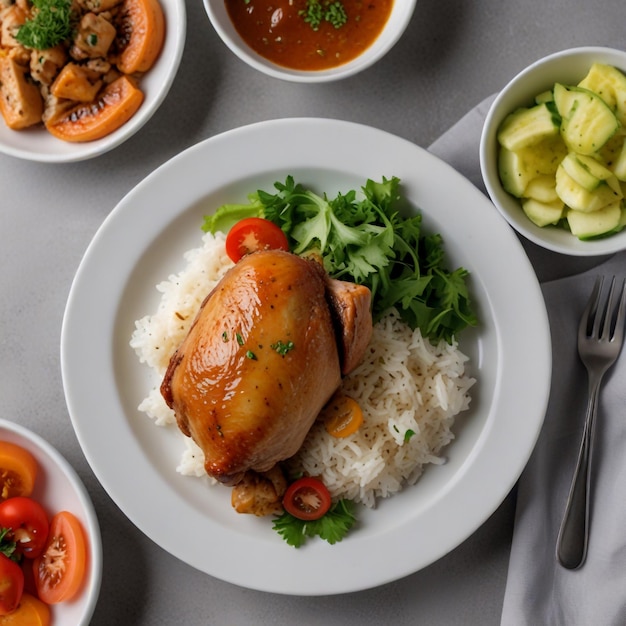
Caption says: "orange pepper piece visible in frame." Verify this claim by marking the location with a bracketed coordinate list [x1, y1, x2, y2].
[322, 394, 364, 438]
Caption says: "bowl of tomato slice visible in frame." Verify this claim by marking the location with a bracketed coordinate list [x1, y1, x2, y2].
[0, 419, 102, 626]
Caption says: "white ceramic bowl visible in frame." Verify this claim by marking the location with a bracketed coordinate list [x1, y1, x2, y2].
[480, 46, 626, 256]
[0, 0, 186, 163]
[0, 418, 102, 625]
[203, 0, 416, 83]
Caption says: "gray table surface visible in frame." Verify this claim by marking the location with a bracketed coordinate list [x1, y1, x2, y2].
[1, 2, 623, 624]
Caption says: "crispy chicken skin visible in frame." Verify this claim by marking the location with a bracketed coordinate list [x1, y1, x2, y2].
[161, 248, 372, 491]
[161, 250, 340, 485]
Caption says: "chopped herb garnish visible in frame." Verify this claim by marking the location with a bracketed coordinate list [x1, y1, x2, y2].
[404, 429, 416, 442]
[270, 340, 295, 356]
[221, 331, 228, 342]
[324, 2, 348, 29]
[272, 499, 356, 547]
[0, 528, 18, 562]
[87, 33, 98, 46]
[299, 0, 347, 31]
[16, 0, 74, 50]
[245, 350, 257, 360]
[204, 175, 477, 343]
[236, 333, 244, 346]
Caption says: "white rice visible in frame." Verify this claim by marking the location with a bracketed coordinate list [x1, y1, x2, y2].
[130, 232, 475, 506]
[287, 310, 474, 507]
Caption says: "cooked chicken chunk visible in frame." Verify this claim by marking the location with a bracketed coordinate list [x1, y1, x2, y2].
[0, 56, 43, 129]
[161, 249, 372, 486]
[30, 46, 68, 86]
[231, 467, 287, 516]
[77, 0, 122, 12]
[0, 4, 26, 49]
[70, 12, 116, 60]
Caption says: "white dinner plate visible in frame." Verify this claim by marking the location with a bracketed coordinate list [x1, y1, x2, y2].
[61, 118, 551, 595]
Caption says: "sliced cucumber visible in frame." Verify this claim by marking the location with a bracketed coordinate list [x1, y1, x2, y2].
[498, 137, 568, 198]
[498, 147, 534, 197]
[524, 174, 559, 202]
[600, 133, 626, 181]
[553, 83, 620, 154]
[567, 201, 622, 239]
[555, 163, 621, 212]
[497, 103, 560, 151]
[535, 90, 554, 105]
[560, 152, 615, 191]
[522, 197, 565, 227]
[525, 136, 568, 175]
[578, 63, 626, 124]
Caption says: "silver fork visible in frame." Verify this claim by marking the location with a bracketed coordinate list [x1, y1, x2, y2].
[556, 275, 626, 569]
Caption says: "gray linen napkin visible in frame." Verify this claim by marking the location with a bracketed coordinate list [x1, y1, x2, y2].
[429, 97, 626, 626]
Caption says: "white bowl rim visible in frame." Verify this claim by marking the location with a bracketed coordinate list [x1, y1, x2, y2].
[480, 45, 626, 256]
[0, 0, 187, 163]
[0, 418, 102, 625]
[203, 0, 417, 83]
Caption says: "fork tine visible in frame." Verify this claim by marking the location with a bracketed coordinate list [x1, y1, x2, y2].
[582, 276, 603, 338]
[585, 275, 626, 342]
[612, 277, 626, 344]
[599, 276, 617, 341]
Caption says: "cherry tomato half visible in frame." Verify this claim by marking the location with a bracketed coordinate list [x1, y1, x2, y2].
[0, 593, 50, 626]
[0, 442, 37, 501]
[283, 477, 332, 521]
[0, 497, 49, 560]
[33, 511, 87, 604]
[0, 554, 24, 616]
[225, 217, 289, 263]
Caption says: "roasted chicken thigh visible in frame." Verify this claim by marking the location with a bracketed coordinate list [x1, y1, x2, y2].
[161, 249, 372, 486]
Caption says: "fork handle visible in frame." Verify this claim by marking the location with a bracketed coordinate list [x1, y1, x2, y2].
[556, 374, 602, 569]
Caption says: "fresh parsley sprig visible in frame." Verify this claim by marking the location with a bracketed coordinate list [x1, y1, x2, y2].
[16, 0, 74, 50]
[203, 176, 478, 344]
[272, 499, 356, 548]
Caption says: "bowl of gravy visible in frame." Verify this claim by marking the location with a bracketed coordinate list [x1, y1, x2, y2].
[204, 0, 416, 82]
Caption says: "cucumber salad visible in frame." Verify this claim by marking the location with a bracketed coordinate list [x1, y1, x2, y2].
[497, 63, 626, 239]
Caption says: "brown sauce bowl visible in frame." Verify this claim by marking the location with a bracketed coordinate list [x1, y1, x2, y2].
[204, 0, 416, 83]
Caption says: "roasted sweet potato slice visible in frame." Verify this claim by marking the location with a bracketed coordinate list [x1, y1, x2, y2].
[45, 74, 143, 142]
[113, 0, 165, 74]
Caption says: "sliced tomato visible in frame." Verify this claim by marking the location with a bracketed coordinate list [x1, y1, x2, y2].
[322, 394, 364, 438]
[0, 442, 37, 501]
[0, 554, 24, 616]
[0, 497, 49, 559]
[33, 511, 86, 604]
[225, 217, 289, 263]
[0, 593, 50, 626]
[283, 477, 332, 521]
